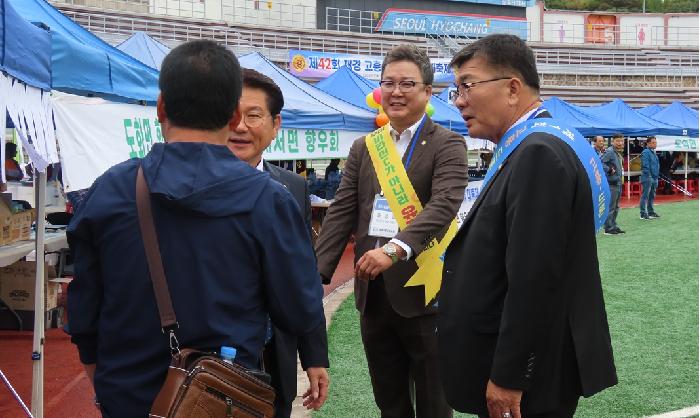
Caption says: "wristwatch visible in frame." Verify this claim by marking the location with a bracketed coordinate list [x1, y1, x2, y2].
[382, 243, 399, 264]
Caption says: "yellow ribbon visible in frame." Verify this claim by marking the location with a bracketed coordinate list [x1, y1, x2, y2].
[365, 126, 459, 305]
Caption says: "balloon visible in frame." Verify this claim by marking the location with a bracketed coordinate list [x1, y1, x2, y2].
[425, 102, 435, 117]
[373, 87, 382, 106]
[366, 92, 380, 109]
[378, 105, 385, 114]
[375, 112, 390, 127]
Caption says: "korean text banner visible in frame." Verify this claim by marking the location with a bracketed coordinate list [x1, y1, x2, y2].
[53, 93, 361, 191]
[264, 128, 358, 159]
[52, 93, 163, 192]
[289, 50, 452, 80]
[375, 9, 528, 39]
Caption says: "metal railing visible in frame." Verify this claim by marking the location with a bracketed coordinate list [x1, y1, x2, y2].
[56, 6, 699, 88]
[51, 0, 317, 28]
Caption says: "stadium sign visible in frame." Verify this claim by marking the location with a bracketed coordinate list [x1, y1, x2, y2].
[289, 50, 452, 80]
[375, 9, 528, 39]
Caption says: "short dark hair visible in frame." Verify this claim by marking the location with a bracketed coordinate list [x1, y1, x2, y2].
[381, 44, 434, 85]
[450, 34, 540, 92]
[159, 40, 242, 130]
[242, 69, 284, 117]
[613, 133, 624, 140]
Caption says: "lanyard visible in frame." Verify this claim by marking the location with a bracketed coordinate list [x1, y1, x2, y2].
[402, 116, 427, 169]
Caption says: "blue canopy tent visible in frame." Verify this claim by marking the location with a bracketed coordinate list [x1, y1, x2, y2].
[10, 0, 159, 103]
[316, 65, 377, 111]
[239, 53, 375, 132]
[438, 88, 452, 102]
[542, 97, 627, 136]
[638, 104, 664, 117]
[0, 1, 56, 415]
[649, 101, 699, 138]
[314, 65, 467, 135]
[582, 98, 681, 136]
[116, 32, 170, 71]
[434, 72, 455, 84]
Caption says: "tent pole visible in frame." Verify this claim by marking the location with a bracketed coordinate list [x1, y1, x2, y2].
[31, 171, 47, 418]
[685, 152, 688, 188]
[626, 137, 630, 199]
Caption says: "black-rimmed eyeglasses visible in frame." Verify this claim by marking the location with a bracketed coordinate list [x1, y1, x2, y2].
[379, 80, 429, 93]
[448, 77, 512, 102]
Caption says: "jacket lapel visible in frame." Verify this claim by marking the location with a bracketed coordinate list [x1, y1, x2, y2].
[458, 158, 509, 233]
[403, 117, 434, 176]
[263, 161, 282, 183]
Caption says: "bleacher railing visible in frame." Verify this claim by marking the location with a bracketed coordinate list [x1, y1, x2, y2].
[325, 7, 698, 48]
[52, 0, 317, 29]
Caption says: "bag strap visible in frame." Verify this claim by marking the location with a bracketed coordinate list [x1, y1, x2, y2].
[136, 166, 180, 342]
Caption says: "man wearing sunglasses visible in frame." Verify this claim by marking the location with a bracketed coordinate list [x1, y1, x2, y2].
[316, 44, 468, 418]
[439, 34, 617, 418]
[227, 68, 330, 417]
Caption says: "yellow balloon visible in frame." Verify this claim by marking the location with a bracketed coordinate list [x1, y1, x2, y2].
[378, 105, 385, 114]
[366, 92, 380, 109]
[425, 102, 435, 117]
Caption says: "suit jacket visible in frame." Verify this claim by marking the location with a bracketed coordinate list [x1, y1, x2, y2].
[438, 123, 618, 415]
[601, 146, 623, 185]
[315, 117, 468, 318]
[264, 162, 329, 413]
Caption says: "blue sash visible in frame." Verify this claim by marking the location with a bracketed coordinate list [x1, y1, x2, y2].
[482, 117, 610, 232]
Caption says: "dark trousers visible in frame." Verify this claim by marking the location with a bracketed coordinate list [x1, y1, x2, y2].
[604, 183, 621, 231]
[360, 278, 452, 418]
[263, 336, 294, 418]
[478, 397, 579, 418]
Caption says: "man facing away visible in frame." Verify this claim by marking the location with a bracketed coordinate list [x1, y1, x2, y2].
[601, 133, 626, 235]
[315, 44, 468, 418]
[227, 68, 329, 416]
[439, 34, 617, 418]
[67, 40, 325, 417]
[640, 136, 660, 219]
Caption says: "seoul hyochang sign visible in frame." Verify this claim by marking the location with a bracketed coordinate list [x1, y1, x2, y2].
[289, 50, 452, 80]
[375, 9, 528, 39]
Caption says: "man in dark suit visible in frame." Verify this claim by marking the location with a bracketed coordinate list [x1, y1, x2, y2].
[439, 34, 617, 418]
[315, 44, 468, 418]
[228, 68, 329, 417]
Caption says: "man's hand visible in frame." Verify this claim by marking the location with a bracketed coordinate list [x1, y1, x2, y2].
[486, 380, 522, 418]
[302, 367, 329, 410]
[355, 248, 393, 280]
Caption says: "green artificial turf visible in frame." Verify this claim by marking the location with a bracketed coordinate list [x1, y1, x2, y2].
[315, 201, 698, 418]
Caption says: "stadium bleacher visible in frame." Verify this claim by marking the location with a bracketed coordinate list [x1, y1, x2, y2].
[53, 1, 698, 109]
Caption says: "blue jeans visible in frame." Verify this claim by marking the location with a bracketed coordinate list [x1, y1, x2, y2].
[640, 178, 658, 215]
[604, 183, 621, 231]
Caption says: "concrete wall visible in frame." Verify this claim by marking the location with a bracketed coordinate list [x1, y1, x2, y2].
[542, 12, 585, 44]
[618, 15, 666, 46]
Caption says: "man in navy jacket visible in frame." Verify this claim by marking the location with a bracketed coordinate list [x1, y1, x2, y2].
[67, 40, 325, 417]
[601, 133, 625, 234]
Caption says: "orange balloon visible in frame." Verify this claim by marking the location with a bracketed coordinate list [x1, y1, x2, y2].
[375, 112, 390, 127]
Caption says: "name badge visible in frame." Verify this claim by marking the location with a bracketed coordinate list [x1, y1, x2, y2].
[368, 194, 399, 238]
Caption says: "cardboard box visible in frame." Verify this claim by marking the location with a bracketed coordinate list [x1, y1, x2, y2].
[0, 192, 34, 246]
[0, 261, 58, 311]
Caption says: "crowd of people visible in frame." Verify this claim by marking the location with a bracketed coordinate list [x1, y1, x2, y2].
[67, 35, 620, 418]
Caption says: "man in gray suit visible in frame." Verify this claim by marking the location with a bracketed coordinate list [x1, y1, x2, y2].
[227, 68, 329, 417]
[601, 133, 625, 235]
[315, 44, 468, 418]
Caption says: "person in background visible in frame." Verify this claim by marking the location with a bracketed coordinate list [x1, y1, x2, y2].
[4, 142, 23, 181]
[640, 136, 660, 220]
[594, 135, 607, 157]
[67, 40, 325, 417]
[601, 134, 625, 235]
[227, 68, 329, 416]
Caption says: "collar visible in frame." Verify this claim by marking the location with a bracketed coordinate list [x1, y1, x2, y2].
[506, 106, 545, 134]
[389, 114, 426, 140]
[256, 158, 264, 172]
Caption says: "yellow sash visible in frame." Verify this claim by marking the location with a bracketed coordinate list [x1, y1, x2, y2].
[365, 125, 459, 305]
